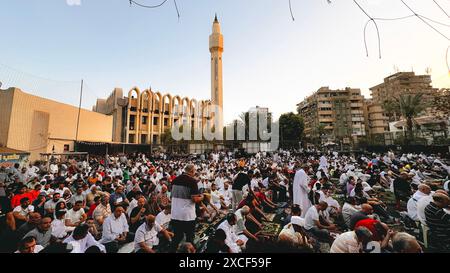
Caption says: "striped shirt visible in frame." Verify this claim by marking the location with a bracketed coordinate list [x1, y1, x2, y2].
[424, 202, 450, 241]
[171, 174, 199, 221]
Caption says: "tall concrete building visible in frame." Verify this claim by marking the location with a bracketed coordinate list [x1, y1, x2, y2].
[368, 72, 439, 135]
[297, 87, 366, 144]
[209, 14, 224, 132]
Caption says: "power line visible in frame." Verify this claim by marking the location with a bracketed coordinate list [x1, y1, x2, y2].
[353, 0, 382, 58]
[129, 0, 180, 20]
[432, 0, 450, 18]
[129, 0, 168, 9]
[400, 0, 450, 41]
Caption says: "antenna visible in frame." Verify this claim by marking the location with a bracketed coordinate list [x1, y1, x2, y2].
[425, 67, 432, 75]
[393, 65, 399, 73]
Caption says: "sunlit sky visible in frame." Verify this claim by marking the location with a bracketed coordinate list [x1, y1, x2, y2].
[0, 0, 449, 124]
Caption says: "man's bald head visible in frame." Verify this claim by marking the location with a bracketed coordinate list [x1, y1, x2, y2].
[361, 204, 374, 215]
[432, 193, 450, 208]
[435, 190, 449, 196]
[418, 184, 431, 195]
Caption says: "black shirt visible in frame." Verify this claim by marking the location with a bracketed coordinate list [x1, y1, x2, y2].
[130, 205, 150, 232]
[349, 211, 369, 230]
[205, 239, 230, 253]
[232, 173, 250, 191]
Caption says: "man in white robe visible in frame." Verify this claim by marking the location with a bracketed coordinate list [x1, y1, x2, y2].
[293, 165, 311, 217]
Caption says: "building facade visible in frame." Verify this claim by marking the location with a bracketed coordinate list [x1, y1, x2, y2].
[0, 87, 113, 161]
[297, 87, 366, 144]
[94, 16, 224, 145]
[93, 87, 212, 145]
[368, 72, 439, 134]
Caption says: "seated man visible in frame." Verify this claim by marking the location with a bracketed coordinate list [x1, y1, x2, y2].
[134, 213, 173, 253]
[393, 172, 412, 210]
[234, 206, 259, 242]
[64, 224, 106, 253]
[330, 226, 373, 253]
[253, 187, 277, 212]
[205, 229, 232, 253]
[15, 236, 44, 253]
[155, 205, 171, 230]
[392, 232, 422, 253]
[354, 218, 393, 252]
[109, 186, 129, 211]
[100, 206, 133, 253]
[424, 192, 450, 251]
[279, 215, 308, 247]
[407, 184, 431, 222]
[93, 196, 112, 231]
[23, 217, 55, 248]
[65, 201, 87, 228]
[16, 212, 41, 239]
[349, 204, 373, 230]
[218, 213, 247, 253]
[13, 197, 34, 229]
[304, 201, 336, 244]
[51, 210, 71, 239]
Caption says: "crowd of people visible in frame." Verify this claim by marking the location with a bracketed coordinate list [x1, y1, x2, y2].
[0, 148, 449, 253]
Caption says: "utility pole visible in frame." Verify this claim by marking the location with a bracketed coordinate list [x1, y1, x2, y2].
[75, 79, 84, 146]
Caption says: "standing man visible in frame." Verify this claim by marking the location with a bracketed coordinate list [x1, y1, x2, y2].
[231, 169, 252, 211]
[293, 164, 311, 217]
[169, 164, 203, 252]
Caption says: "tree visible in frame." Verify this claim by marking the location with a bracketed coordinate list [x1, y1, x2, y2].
[238, 109, 272, 141]
[391, 93, 427, 143]
[279, 112, 304, 148]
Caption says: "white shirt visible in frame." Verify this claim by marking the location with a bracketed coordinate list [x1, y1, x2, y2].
[64, 233, 106, 253]
[54, 187, 71, 196]
[15, 245, 44, 253]
[417, 195, 433, 225]
[13, 205, 34, 217]
[304, 206, 320, 230]
[330, 231, 361, 253]
[127, 198, 139, 217]
[218, 221, 240, 253]
[155, 211, 171, 229]
[65, 208, 85, 225]
[134, 222, 163, 252]
[51, 218, 68, 239]
[100, 214, 129, 243]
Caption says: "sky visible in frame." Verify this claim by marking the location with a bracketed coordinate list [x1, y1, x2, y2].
[0, 0, 449, 124]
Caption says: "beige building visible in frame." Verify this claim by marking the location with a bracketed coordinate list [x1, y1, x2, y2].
[94, 16, 224, 145]
[367, 72, 439, 135]
[364, 99, 389, 136]
[93, 87, 212, 144]
[297, 87, 366, 144]
[0, 87, 113, 161]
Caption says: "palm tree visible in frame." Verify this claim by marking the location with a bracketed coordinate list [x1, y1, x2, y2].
[393, 94, 427, 143]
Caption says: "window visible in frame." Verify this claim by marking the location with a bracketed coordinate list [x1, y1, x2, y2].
[164, 118, 168, 126]
[130, 116, 135, 130]
[153, 117, 159, 126]
[141, 134, 147, 144]
[142, 116, 147, 125]
[64, 145, 70, 152]
[153, 135, 158, 144]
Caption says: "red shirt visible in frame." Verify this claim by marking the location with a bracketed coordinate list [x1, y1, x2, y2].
[354, 218, 382, 241]
[87, 203, 98, 218]
[28, 190, 41, 202]
[11, 193, 32, 208]
[255, 192, 267, 203]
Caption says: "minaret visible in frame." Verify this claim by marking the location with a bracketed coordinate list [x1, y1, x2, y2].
[209, 14, 224, 133]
